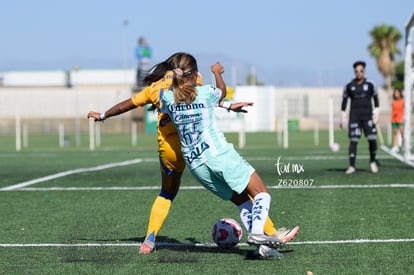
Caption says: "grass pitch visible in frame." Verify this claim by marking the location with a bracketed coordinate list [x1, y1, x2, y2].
[0, 131, 413, 274]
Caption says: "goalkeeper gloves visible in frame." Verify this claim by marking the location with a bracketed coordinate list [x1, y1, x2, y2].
[373, 108, 380, 124]
[340, 111, 347, 129]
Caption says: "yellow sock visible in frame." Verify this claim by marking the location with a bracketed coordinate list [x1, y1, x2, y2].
[145, 196, 172, 241]
[249, 194, 277, 235]
[263, 216, 277, 236]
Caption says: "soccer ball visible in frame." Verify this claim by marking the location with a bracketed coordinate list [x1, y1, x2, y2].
[211, 218, 243, 248]
[330, 142, 340, 152]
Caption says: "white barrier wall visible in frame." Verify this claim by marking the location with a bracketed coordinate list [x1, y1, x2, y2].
[1, 71, 68, 87]
[213, 86, 276, 132]
[0, 85, 390, 131]
[0, 69, 136, 87]
[71, 69, 135, 86]
[0, 88, 131, 118]
[215, 86, 390, 132]
[234, 86, 276, 131]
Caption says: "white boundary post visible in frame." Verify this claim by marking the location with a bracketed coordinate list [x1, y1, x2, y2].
[95, 123, 101, 147]
[314, 121, 319, 146]
[15, 110, 21, 152]
[387, 123, 392, 146]
[277, 119, 283, 146]
[238, 115, 246, 149]
[22, 123, 29, 148]
[75, 89, 81, 147]
[131, 121, 137, 146]
[89, 118, 95, 151]
[328, 97, 334, 147]
[283, 99, 288, 149]
[59, 122, 65, 148]
[403, 12, 414, 161]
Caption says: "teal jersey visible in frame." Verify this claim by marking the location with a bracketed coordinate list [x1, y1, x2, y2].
[161, 85, 230, 170]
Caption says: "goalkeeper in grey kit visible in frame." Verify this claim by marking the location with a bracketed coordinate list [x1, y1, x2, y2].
[340, 60, 379, 174]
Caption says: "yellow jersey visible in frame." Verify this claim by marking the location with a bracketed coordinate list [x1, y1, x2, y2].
[130, 71, 203, 146]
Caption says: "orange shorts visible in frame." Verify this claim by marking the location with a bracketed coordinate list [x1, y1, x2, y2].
[158, 133, 185, 174]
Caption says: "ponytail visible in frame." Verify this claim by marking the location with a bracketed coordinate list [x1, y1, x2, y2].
[171, 53, 198, 105]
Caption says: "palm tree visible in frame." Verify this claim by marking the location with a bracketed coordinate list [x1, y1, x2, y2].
[368, 24, 402, 95]
[391, 60, 405, 91]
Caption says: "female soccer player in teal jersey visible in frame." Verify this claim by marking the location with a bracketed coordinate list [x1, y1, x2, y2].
[160, 53, 299, 259]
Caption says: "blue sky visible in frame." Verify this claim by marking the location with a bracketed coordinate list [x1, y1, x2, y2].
[1, 0, 412, 86]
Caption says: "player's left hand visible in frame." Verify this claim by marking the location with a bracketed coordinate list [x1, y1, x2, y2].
[87, 111, 102, 121]
[340, 111, 347, 129]
[229, 102, 253, 113]
[211, 62, 224, 75]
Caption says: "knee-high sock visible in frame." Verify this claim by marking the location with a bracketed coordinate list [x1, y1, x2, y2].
[349, 141, 358, 167]
[145, 195, 172, 242]
[250, 192, 271, 235]
[248, 194, 276, 235]
[238, 200, 252, 233]
[368, 140, 377, 162]
[264, 215, 276, 236]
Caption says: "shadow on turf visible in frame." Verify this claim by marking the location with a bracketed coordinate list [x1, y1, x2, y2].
[327, 168, 374, 173]
[327, 159, 385, 173]
[78, 235, 294, 260]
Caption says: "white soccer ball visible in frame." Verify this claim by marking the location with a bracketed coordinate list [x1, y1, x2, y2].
[330, 142, 340, 152]
[211, 218, 243, 248]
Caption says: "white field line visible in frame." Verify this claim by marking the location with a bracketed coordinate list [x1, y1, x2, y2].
[3, 183, 413, 192]
[247, 155, 395, 161]
[0, 158, 145, 191]
[1, 153, 412, 192]
[380, 144, 414, 168]
[1, 238, 414, 248]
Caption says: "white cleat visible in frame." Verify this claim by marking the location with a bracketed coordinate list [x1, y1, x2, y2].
[345, 166, 356, 174]
[272, 226, 300, 243]
[370, 162, 379, 173]
[247, 234, 286, 250]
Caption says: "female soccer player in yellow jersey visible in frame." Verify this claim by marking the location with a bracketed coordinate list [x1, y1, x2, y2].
[87, 52, 299, 254]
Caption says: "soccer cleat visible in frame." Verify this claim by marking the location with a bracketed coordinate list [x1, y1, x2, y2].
[370, 161, 379, 173]
[255, 245, 283, 259]
[391, 146, 399, 153]
[247, 234, 285, 249]
[139, 239, 155, 254]
[345, 166, 356, 174]
[272, 226, 300, 243]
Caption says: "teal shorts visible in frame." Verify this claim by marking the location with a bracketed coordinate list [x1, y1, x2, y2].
[190, 145, 255, 200]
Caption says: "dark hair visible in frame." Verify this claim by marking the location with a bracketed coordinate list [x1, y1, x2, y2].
[393, 88, 403, 100]
[142, 52, 188, 86]
[353, 61, 366, 69]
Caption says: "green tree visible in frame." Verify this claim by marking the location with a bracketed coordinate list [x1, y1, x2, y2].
[391, 60, 404, 91]
[391, 54, 414, 91]
[368, 24, 402, 95]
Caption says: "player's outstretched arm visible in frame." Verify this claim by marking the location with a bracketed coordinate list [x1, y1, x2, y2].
[87, 98, 136, 121]
[219, 101, 254, 113]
